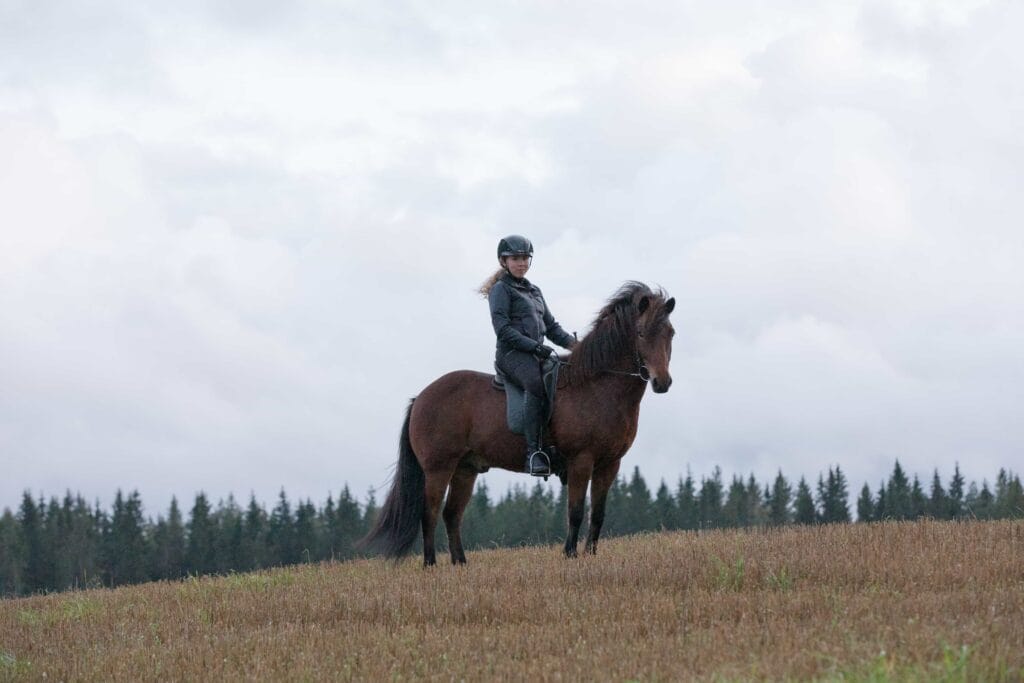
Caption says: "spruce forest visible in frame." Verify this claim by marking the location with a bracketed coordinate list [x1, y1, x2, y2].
[2, 460, 1021, 597]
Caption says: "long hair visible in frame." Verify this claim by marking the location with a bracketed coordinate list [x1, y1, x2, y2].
[477, 268, 505, 297]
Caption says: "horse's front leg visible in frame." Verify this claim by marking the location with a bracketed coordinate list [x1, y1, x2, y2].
[443, 467, 477, 565]
[563, 453, 594, 558]
[584, 458, 621, 555]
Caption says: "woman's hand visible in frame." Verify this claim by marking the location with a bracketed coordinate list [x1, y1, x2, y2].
[533, 344, 555, 360]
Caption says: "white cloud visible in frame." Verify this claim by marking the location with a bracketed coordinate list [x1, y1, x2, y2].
[2, 0, 1023, 513]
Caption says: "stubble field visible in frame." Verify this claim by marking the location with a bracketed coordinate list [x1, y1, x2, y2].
[1, 520, 1022, 681]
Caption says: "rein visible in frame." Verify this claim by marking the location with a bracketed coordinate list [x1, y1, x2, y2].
[556, 349, 650, 383]
[599, 350, 650, 382]
[558, 303, 658, 384]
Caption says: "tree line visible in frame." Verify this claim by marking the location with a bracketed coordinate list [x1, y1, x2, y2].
[1, 461, 1021, 597]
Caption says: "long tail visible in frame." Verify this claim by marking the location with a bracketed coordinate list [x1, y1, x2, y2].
[357, 399, 424, 558]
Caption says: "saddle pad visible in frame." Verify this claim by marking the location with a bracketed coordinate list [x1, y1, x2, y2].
[501, 357, 560, 435]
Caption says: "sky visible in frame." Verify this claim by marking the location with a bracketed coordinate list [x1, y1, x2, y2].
[2, 0, 1022, 514]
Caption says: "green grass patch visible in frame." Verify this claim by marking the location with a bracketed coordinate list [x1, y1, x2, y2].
[816, 644, 1017, 683]
[0, 650, 31, 677]
[712, 556, 746, 591]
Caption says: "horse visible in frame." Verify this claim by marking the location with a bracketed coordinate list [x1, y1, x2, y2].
[359, 281, 676, 565]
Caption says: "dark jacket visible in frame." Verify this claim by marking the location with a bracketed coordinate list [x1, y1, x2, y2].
[489, 273, 575, 358]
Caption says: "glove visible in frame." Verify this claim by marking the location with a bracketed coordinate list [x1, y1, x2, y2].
[533, 343, 555, 360]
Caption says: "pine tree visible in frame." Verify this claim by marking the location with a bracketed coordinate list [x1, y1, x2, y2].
[50, 493, 74, 589]
[294, 499, 319, 563]
[856, 483, 873, 522]
[18, 493, 52, 593]
[819, 467, 850, 524]
[653, 480, 676, 530]
[676, 473, 698, 531]
[151, 497, 186, 580]
[92, 502, 110, 585]
[793, 478, 816, 525]
[746, 474, 765, 526]
[697, 467, 724, 529]
[267, 490, 296, 565]
[334, 486, 364, 559]
[999, 472, 1024, 519]
[0, 508, 23, 596]
[58, 493, 100, 590]
[362, 488, 379, 541]
[186, 492, 217, 575]
[493, 484, 533, 545]
[527, 482, 557, 545]
[874, 482, 888, 521]
[887, 461, 912, 520]
[241, 494, 268, 570]
[815, 473, 828, 524]
[552, 484, 568, 541]
[603, 476, 628, 537]
[41, 496, 71, 591]
[105, 490, 148, 586]
[215, 496, 245, 572]
[928, 470, 948, 520]
[974, 481, 995, 519]
[909, 476, 927, 520]
[623, 466, 653, 534]
[767, 471, 792, 526]
[948, 464, 965, 519]
[722, 475, 748, 528]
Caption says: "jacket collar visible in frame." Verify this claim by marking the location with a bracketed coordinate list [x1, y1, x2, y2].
[501, 272, 533, 289]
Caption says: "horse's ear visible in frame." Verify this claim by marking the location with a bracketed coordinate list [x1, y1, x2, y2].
[637, 296, 650, 314]
[665, 297, 675, 314]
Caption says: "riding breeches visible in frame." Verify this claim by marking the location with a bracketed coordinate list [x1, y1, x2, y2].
[497, 350, 545, 397]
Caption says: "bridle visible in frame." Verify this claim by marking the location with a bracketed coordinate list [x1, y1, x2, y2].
[601, 347, 651, 382]
[552, 319, 655, 384]
[562, 327, 651, 383]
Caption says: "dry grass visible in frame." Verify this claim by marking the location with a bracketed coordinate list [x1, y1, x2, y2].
[1, 520, 1022, 682]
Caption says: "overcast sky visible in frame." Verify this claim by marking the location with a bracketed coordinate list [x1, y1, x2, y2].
[2, 0, 1022, 514]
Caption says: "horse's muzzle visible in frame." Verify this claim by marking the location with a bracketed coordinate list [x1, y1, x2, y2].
[652, 375, 672, 393]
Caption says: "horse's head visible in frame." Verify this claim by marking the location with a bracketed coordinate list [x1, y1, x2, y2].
[636, 291, 676, 393]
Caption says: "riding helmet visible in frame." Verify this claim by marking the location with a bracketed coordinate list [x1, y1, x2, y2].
[497, 235, 534, 261]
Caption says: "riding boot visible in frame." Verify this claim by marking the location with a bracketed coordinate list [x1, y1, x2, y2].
[522, 393, 551, 476]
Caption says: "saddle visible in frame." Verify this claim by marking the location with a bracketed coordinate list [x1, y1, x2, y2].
[491, 356, 560, 435]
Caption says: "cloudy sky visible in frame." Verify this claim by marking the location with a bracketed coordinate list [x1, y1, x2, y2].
[2, 0, 1022, 514]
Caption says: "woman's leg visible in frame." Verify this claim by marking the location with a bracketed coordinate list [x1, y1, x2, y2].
[497, 350, 549, 474]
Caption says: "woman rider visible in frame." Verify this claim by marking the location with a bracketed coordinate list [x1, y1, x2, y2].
[480, 235, 577, 476]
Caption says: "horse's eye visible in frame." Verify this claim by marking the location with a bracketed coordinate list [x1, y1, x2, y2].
[638, 330, 645, 339]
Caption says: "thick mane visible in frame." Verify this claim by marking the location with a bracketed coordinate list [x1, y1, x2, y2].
[565, 281, 667, 385]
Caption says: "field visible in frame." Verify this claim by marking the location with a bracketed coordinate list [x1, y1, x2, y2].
[1, 520, 1022, 681]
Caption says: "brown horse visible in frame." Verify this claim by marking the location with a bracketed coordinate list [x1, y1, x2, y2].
[360, 281, 676, 565]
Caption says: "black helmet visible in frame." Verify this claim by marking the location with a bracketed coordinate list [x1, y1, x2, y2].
[497, 235, 534, 261]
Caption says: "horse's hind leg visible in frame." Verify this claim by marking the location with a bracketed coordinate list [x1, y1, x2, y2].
[422, 464, 456, 567]
[443, 466, 477, 565]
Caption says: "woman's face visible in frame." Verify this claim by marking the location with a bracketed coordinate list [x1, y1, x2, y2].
[504, 254, 531, 278]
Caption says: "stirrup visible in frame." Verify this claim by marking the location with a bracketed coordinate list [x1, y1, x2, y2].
[527, 450, 551, 479]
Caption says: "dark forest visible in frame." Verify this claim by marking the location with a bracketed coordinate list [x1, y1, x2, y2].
[2, 460, 1021, 597]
